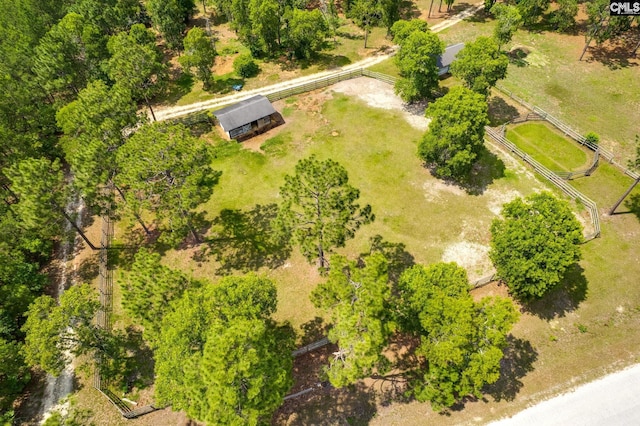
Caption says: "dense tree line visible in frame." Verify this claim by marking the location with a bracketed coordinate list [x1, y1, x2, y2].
[207, 0, 333, 58]
[311, 250, 520, 410]
[0, 0, 217, 419]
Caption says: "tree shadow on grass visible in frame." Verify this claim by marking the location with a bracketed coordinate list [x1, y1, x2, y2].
[625, 193, 640, 221]
[299, 53, 352, 71]
[464, 7, 491, 23]
[507, 47, 530, 67]
[196, 203, 290, 274]
[362, 235, 415, 284]
[75, 252, 99, 282]
[522, 263, 588, 320]
[460, 147, 506, 196]
[336, 30, 364, 41]
[484, 336, 538, 402]
[120, 327, 155, 393]
[522, 13, 557, 34]
[400, 0, 420, 19]
[299, 317, 330, 346]
[210, 75, 245, 94]
[586, 37, 640, 70]
[161, 71, 193, 104]
[488, 96, 520, 126]
[275, 382, 378, 426]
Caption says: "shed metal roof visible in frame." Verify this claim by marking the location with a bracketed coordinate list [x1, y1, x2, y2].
[214, 95, 276, 131]
[437, 43, 465, 71]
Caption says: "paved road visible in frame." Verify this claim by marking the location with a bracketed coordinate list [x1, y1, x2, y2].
[488, 364, 640, 426]
[153, 2, 484, 121]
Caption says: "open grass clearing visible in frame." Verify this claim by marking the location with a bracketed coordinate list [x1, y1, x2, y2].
[437, 8, 640, 163]
[156, 86, 548, 331]
[506, 121, 591, 172]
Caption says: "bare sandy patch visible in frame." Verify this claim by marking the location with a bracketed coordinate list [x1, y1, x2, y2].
[442, 241, 493, 282]
[421, 179, 465, 202]
[485, 187, 523, 216]
[331, 77, 430, 130]
[214, 54, 236, 75]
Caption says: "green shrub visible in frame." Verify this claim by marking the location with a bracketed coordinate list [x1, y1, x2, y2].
[585, 132, 599, 146]
[233, 54, 260, 78]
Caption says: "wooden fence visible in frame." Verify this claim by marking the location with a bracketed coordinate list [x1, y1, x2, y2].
[485, 127, 600, 240]
[265, 69, 364, 102]
[495, 84, 639, 181]
[471, 273, 498, 289]
[555, 150, 600, 180]
[292, 337, 331, 357]
[94, 214, 161, 419]
[265, 68, 398, 102]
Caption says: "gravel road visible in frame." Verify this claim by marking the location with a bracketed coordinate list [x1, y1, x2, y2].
[153, 2, 484, 122]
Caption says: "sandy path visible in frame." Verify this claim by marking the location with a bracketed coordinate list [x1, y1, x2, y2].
[153, 2, 484, 122]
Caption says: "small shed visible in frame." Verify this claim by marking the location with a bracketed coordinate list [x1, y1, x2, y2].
[437, 43, 465, 76]
[214, 95, 279, 140]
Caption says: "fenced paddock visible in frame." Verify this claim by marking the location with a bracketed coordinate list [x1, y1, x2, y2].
[485, 127, 600, 241]
[495, 84, 639, 181]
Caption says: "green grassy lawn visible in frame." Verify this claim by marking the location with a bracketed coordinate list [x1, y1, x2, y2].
[437, 10, 640, 163]
[157, 91, 546, 331]
[506, 122, 590, 171]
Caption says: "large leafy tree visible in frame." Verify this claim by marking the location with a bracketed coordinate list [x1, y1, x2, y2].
[349, 0, 382, 48]
[551, 0, 578, 32]
[121, 249, 195, 346]
[580, 0, 633, 60]
[288, 9, 329, 59]
[0, 249, 46, 338]
[490, 192, 583, 300]
[311, 253, 393, 387]
[249, 0, 282, 53]
[106, 24, 168, 120]
[6, 158, 96, 248]
[393, 25, 444, 103]
[56, 80, 140, 214]
[418, 86, 489, 180]
[398, 263, 519, 410]
[154, 275, 293, 424]
[33, 12, 108, 102]
[274, 155, 374, 269]
[379, 0, 401, 35]
[179, 27, 217, 90]
[449, 36, 509, 97]
[390, 19, 428, 44]
[115, 123, 220, 246]
[516, 0, 550, 26]
[198, 319, 293, 424]
[147, 0, 195, 50]
[70, 0, 145, 34]
[22, 285, 116, 376]
[0, 338, 30, 415]
[490, 3, 522, 51]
